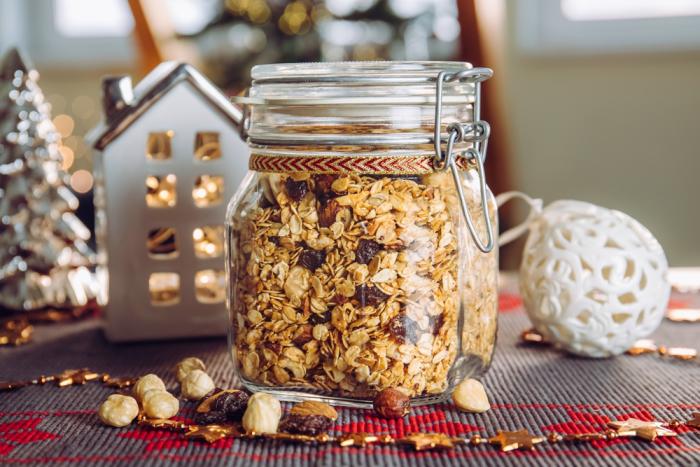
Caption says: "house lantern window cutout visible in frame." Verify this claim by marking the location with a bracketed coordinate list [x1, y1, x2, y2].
[194, 269, 225, 304]
[193, 225, 223, 259]
[147, 131, 173, 160]
[149, 272, 180, 306]
[194, 132, 221, 161]
[87, 62, 250, 341]
[147, 227, 178, 259]
[193, 175, 223, 207]
[146, 174, 177, 208]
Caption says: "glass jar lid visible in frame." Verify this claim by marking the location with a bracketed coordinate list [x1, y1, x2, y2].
[232, 61, 495, 253]
[233, 61, 492, 147]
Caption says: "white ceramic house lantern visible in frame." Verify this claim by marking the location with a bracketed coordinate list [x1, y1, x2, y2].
[87, 62, 248, 341]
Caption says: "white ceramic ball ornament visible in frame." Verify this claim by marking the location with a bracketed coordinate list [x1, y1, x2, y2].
[510, 198, 670, 358]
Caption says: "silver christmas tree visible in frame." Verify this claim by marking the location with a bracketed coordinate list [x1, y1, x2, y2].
[0, 48, 97, 313]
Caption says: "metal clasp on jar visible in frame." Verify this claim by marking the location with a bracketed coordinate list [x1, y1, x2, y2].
[432, 68, 495, 253]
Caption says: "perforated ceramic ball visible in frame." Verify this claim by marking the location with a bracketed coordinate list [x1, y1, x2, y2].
[519, 200, 670, 358]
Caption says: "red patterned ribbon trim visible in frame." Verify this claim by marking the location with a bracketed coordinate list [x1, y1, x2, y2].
[250, 153, 472, 174]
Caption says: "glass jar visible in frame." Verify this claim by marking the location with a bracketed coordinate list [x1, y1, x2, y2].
[226, 62, 498, 407]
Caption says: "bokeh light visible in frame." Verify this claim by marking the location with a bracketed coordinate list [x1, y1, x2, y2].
[58, 145, 75, 170]
[53, 114, 75, 138]
[70, 169, 94, 193]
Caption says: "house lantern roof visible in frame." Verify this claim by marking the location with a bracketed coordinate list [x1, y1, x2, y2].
[87, 62, 244, 150]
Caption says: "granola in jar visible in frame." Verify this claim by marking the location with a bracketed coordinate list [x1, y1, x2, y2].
[226, 61, 498, 406]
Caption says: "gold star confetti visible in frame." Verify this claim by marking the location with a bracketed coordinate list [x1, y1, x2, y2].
[401, 433, 455, 451]
[626, 339, 658, 355]
[488, 430, 546, 452]
[666, 308, 700, 322]
[658, 346, 697, 360]
[520, 329, 547, 345]
[139, 417, 189, 431]
[608, 418, 677, 442]
[185, 424, 239, 443]
[56, 369, 101, 387]
[0, 318, 33, 346]
[337, 433, 381, 447]
[104, 376, 138, 389]
[0, 380, 30, 391]
[687, 413, 700, 430]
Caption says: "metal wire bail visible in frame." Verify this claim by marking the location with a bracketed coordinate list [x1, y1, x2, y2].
[433, 68, 495, 253]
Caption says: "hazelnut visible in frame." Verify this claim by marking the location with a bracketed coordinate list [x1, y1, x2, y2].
[242, 393, 281, 434]
[142, 390, 179, 419]
[98, 394, 139, 427]
[175, 357, 206, 382]
[452, 378, 490, 413]
[180, 369, 216, 401]
[373, 388, 410, 419]
[133, 374, 166, 402]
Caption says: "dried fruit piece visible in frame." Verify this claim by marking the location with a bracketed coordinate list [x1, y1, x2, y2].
[285, 177, 308, 201]
[292, 324, 313, 346]
[373, 388, 410, 419]
[299, 248, 326, 271]
[387, 313, 420, 344]
[289, 401, 338, 420]
[355, 239, 383, 264]
[355, 284, 389, 307]
[280, 414, 334, 435]
[212, 390, 250, 420]
[313, 174, 337, 200]
[430, 313, 445, 336]
[317, 198, 340, 228]
[310, 310, 331, 324]
[193, 410, 228, 425]
[452, 378, 490, 413]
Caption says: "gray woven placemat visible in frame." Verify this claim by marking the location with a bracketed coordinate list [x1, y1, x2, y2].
[1, 289, 699, 466]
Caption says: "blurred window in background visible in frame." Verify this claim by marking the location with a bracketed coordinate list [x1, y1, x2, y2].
[561, 0, 700, 21]
[0, 0, 135, 68]
[517, 0, 700, 55]
[54, 0, 133, 37]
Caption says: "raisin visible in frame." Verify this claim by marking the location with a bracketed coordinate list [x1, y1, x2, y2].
[317, 198, 340, 227]
[265, 341, 282, 354]
[212, 390, 249, 421]
[355, 239, 383, 265]
[354, 284, 389, 307]
[280, 414, 334, 435]
[268, 236, 280, 246]
[259, 195, 275, 208]
[387, 315, 406, 343]
[430, 313, 445, 336]
[285, 177, 308, 202]
[193, 410, 228, 425]
[387, 314, 420, 344]
[299, 248, 326, 271]
[313, 174, 337, 201]
[293, 324, 313, 346]
[333, 294, 350, 305]
[310, 310, 331, 324]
